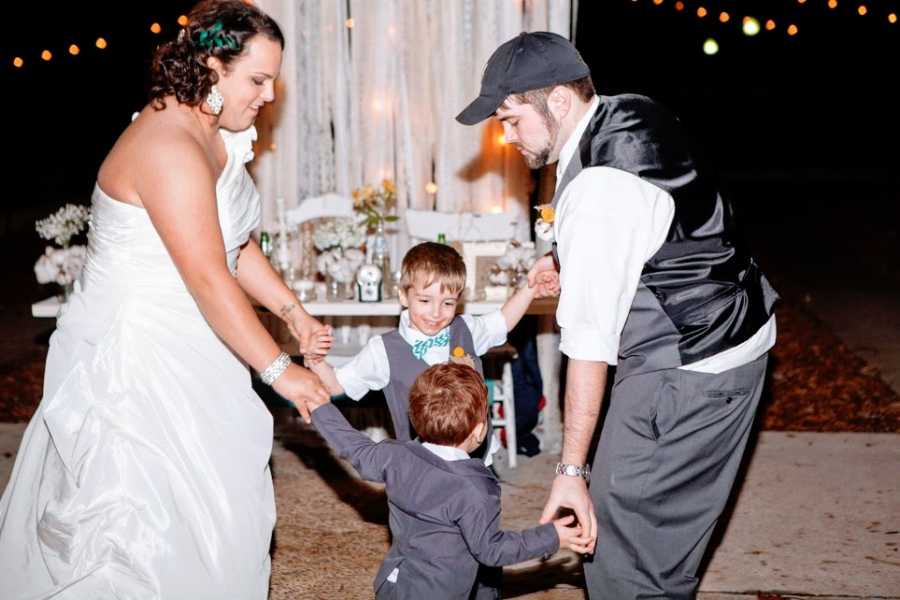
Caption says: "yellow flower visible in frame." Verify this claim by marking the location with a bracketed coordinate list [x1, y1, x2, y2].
[452, 346, 466, 358]
[382, 179, 395, 195]
[535, 204, 555, 223]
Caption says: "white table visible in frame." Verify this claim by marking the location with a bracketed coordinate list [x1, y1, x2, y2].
[32, 295, 563, 452]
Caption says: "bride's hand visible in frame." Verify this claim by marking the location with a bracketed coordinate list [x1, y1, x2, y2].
[287, 312, 330, 355]
[272, 363, 330, 423]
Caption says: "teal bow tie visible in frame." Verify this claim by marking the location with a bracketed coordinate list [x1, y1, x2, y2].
[412, 330, 450, 360]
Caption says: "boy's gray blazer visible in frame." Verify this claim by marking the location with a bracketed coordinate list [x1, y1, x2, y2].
[311, 404, 559, 599]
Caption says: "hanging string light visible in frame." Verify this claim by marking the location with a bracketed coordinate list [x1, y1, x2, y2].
[95, 37, 107, 49]
[68, 44, 80, 56]
[627, 0, 897, 44]
[743, 17, 761, 36]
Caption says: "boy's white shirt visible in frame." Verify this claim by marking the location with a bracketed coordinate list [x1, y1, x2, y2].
[335, 309, 508, 400]
[335, 308, 508, 466]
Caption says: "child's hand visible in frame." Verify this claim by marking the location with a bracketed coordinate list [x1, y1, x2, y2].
[533, 271, 561, 298]
[553, 514, 593, 555]
[305, 325, 334, 357]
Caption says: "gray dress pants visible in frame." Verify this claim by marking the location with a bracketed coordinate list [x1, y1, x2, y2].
[584, 354, 768, 599]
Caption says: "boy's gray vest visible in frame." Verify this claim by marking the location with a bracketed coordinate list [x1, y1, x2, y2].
[382, 316, 493, 459]
[553, 94, 778, 381]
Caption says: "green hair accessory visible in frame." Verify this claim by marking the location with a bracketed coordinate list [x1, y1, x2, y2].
[196, 21, 238, 51]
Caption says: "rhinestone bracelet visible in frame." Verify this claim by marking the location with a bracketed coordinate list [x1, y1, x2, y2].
[260, 352, 291, 385]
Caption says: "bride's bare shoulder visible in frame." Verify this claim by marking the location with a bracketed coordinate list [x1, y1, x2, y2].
[98, 106, 211, 205]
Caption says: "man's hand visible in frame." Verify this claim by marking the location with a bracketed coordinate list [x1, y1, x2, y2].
[527, 253, 557, 288]
[532, 271, 560, 298]
[552, 514, 593, 555]
[540, 474, 597, 554]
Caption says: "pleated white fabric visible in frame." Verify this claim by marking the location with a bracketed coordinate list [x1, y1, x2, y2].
[0, 126, 276, 600]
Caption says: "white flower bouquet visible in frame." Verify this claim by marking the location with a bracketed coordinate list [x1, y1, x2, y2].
[313, 217, 366, 283]
[35, 203, 90, 247]
[489, 241, 536, 288]
[34, 245, 88, 287]
[34, 203, 91, 296]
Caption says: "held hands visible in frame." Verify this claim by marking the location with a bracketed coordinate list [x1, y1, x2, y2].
[531, 271, 561, 298]
[552, 514, 594, 555]
[540, 475, 598, 555]
[527, 254, 560, 298]
[288, 313, 333, 357]
[272, 363, 330, 423]
[302, 325, 333, 367]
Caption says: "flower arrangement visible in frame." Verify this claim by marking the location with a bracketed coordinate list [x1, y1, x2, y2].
[313, 218, 366, 283]
[36, 203, 90, 247]
[34, 203, 91, 295]
[488, 241, 537, 288]
[352, 179, 399, 231]
[533, 204, 555, 242]
[34, 246, 88, 288]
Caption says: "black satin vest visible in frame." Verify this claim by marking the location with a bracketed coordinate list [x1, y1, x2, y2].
[553, 94, 778, 379]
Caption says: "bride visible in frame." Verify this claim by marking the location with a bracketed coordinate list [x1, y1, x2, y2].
[0, 1, 330, 598]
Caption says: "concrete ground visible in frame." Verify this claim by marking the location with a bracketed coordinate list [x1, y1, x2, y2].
[2, 422, 897, 598]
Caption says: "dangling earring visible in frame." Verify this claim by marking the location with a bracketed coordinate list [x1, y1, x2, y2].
[206, 85, 224, 115]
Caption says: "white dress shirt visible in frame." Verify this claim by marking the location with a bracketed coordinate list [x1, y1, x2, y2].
[554, 96, 775, 373]
[335, 309, 508, 400]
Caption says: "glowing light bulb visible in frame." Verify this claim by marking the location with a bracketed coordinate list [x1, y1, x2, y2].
[765, 19, 776, 31]
[742, 17, 760, 36]
[719, 11, 730, 23]
[345, 18, 354, 29]
[787, 24, 799, 36]
[68, 44, 80, 56]
[702, 38, 719, 55]
[425, 182, 438, 195]
[697, 7, 708, 18]
[96, 38, 108, 49]
[41, 50, 52, 61]
[177, 15, 189, 27]
[13, 57, 23, 68]
[497, 134, 507, 145]
[857, 5, 867, 16]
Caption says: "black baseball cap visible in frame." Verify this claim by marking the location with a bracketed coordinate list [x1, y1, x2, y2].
[456, 31, 591, 126]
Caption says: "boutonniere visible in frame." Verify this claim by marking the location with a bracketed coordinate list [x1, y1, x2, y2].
[534, 204, 555, 242]
[449, 346, 476, 370]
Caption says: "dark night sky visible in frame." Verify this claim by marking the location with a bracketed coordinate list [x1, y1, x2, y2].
[1, 0, 897, 216]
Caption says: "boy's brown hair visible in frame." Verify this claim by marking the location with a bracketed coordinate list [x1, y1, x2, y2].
[409, 363, 488, 446]
[400, 242, 466, 297]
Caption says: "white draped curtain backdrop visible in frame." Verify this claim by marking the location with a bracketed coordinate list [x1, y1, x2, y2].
[252, 0, 575, 257]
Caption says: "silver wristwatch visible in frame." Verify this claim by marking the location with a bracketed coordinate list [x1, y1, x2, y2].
[555, 462, 590, 482]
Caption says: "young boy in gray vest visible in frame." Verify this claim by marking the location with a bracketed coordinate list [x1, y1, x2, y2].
[307, 241, 558, 464]
[306, 362, 590, 599]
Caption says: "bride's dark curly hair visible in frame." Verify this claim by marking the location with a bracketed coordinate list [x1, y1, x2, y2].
[149, 0, 284, 110]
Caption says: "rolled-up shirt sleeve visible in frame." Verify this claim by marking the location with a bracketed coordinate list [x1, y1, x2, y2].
[461, 311, 508, 356]
[555, 167, 674, 363]
[335, 336, 391, 400]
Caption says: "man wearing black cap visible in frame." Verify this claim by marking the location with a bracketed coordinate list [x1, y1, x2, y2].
[457, 32, 778, 599]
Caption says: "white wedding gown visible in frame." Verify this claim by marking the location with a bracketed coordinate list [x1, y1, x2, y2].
[0, 126, 276, 599]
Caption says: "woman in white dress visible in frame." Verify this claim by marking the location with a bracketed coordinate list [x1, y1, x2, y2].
[0, 1, 330, 598]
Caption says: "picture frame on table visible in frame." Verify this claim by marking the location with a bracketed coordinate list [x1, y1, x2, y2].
[461, 241, 507, 300]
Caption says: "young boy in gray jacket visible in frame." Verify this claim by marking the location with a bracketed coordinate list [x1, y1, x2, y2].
[307, 362, 589, 599]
